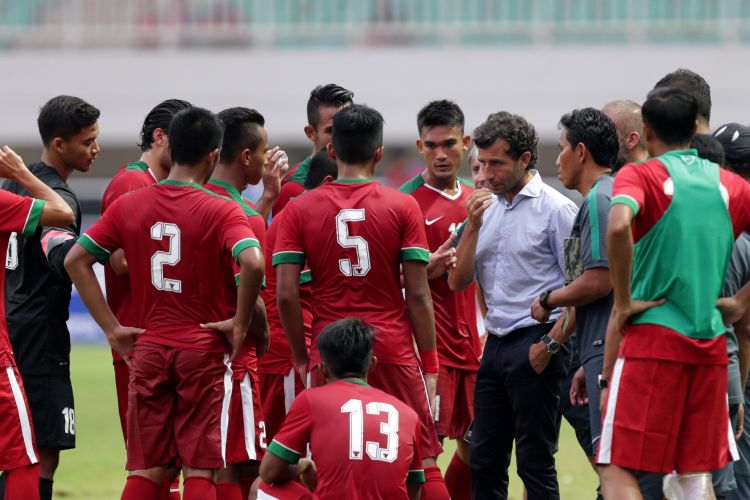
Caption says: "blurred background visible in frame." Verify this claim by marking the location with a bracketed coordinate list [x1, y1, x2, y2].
[1, 1, 750, 497]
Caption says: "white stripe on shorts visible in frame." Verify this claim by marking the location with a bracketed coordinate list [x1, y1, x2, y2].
[257, 489, 279, 500]
[597, 357, 625, 464]
[6, 365, 37, 463]
[220, 354, 233, 467]
[284, 367, 296, 413]
[240, 373, 257, 461]
[418, 366, 436, 422]
[728, 395, 740, 461]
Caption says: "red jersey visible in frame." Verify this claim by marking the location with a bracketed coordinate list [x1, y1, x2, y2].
[258, 208, 313, 375]
[271, 157, 309, 217]
[268, 379, 425, 499]
[273, 180, 430, 367]
[100, 161, 157, 361]
[612, 155, 750, 364]
[399, 175, 480, 369]
[0, 192, 44, 360]
[205, 179, 268, 376]
[80, 180, 259, 353]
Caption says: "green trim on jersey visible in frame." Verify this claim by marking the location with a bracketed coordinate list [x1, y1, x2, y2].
[272, 251, 305, 266]
[300, 269, 312, 285]
[334, 178, 374, 184]
[207, 179, 261, 218]
[159, 179, 232, 201]
[125, 161, 149, 173]
[458, 177, 475, 188]
[610, 194, 640, 216]
[408, 470, 426, 484]
[78, 234, 111, 263]
[22, 199, 45, 237]
[287, 156, 312, 186]
[267, 440, 302, 464]
[586, 177, 609, 261]
[340, 378, 370, 387]
[232, 238, 260, 263]
[400, 247, 429, 263]
[398, 174, 425, 194]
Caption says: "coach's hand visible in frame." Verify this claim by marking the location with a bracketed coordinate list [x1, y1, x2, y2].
[717, 296, 749, 327]
[201, 318, 247, 360]
[427, 233, 457, 279]
[570, 365, 588, 406]
[466, 189, 493, 230]
[530, 297, 551, 323]
[106, 325, 143, 365]
[425, 373, 438, 418]
[528, 341, 551, 374]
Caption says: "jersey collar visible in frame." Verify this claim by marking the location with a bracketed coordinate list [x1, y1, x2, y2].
[334, 178, 374, 184]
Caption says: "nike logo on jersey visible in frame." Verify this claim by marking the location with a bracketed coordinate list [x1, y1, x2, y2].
[425, 216, 444, 226]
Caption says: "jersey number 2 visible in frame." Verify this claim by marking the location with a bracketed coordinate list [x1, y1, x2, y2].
[341, 398, 399, 463]
[336, 209, 371, 276]
[150, 222, 182, 293]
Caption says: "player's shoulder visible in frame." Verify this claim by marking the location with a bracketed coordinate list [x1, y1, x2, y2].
[398, 174, 426, 195]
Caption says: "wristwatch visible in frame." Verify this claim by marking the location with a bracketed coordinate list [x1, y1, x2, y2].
[541, 334, 560, 355]
[539, 290, 555, 311]
[597, 374, 609, 390]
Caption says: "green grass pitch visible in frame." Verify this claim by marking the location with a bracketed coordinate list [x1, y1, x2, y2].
[53, 345, 597, 498]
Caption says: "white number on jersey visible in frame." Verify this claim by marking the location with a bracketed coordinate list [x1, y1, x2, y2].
[340, 398, 399, 463]
[336, 209, 371, 277]
[150, 222, 182, 292]
[5, 232, 18, 270]
[61, 407, 76, 435]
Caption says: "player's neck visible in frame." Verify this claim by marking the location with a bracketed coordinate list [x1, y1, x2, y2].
[139, 150, 169, 181]
[210, 164, 244, 193]
[422, 170, 458, 194]
[167, 164, 210, 185]
[40, 150, 74, 181]
[577, 165, 611, 197]
[649, 140, 692, 158]
[337, 163, 374, 182]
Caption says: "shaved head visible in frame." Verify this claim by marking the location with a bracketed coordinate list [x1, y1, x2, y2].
[602, 100, 646, 170]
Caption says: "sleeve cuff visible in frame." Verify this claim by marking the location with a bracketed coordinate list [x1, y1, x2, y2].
[22, 199, 45, 236]
[77, 234, 111, 263]
[267, 440, 302, 464]
[299, 269, 312, 285]
[407, 470, 426, 484]
[400, 247, 430, 263]
[272, 251, 305, 266]
[610, 195, 640, 215]
[232, 238, 260, 263]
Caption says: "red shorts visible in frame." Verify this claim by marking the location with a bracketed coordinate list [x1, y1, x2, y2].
[226, 370, 266, 464]
[258, 480, 313, 499]
[435, 365, 475, 439]
[0, 356, 38, 471]
[597, 357, 737, 473]
[113, 359, 129, 444]
[126, 342, 233, 470]
[258, 368, 306, 443]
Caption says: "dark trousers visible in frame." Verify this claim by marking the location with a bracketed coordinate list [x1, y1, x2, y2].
[471, 324, 571, 500]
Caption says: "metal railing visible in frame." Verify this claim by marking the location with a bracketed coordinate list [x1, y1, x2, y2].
[1, 0, 749, 48]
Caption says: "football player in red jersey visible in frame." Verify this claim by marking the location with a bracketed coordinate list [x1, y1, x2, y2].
[66, 107, 265, 500]
[260, 318, 425, 500]
[399, 100, 478, 500]
[274, 104, 448, 498]
[271, 84, 353, 217]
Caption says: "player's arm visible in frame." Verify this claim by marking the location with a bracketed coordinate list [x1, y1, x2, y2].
[276, 263, 307, 380]
[249, 296, 270, 357]
[0, 146, 73, 227]
[64, 243, 143, 360]
[231, 246, 265, 358]
[403, 260, 438, 411]
[254, 147, 287, 222]
[259, 451, 314, 484]
[448, 189, 493, 291]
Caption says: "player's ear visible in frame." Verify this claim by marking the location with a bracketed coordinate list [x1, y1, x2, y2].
[326, 143, 337, 161]
[577, 142, 588, 164]
[241, 148, 252, 166]
[51, 137, 65, 154]
[320, 363, 331, 382]
[373, 146, 384, 163]
[367, 355, 378, 377]
[321, 175, 334, 185]
[209, 148, 220, 166]
[415, 139, 423, 153]
[304, 124, 315, 142]
[153, 128, 167, 148]
[462, 135, 471, 149]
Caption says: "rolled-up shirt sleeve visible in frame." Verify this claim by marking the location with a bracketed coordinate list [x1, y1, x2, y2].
[549, 201, 578, 276]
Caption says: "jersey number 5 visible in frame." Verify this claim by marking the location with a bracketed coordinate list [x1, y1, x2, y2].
[341, 398, 399, 463]
[336, 209, 371, 277]
[151, 222, 182, 293]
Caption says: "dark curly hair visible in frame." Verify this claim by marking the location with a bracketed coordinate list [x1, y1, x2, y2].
[307, 83, 354, 128]
[654, 68, 711, 124]
[138, 99, 192, 152]
[473, 112, 538, 169]
[559, 108, 619, 168]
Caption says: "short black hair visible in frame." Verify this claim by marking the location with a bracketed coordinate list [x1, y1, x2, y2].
[168, 107, 224, 166]
[304, 148, 338, 190]
[317, 318, 374, 379]
[331, 104, 383, 164]
[473, 112, 538, 169]
[559, 108, 619, 168]
[691, 133, 725, 166]
[307, 84, 354, 128]
[641, 87, 698, 146]
[37, 95, 100, 146]
[139, 99, 192, 152]
[654, 68, 711, 123]
[417, 100, 465, 133]
[217, 107, 266, 164]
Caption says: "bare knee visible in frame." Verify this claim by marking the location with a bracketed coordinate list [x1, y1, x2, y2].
[38, 449, 60, 480]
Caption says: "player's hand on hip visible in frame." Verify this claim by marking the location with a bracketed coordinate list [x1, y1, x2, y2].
[201, 317, 247, 360]
[599, 386, 608, 413]
[717, 296, 748, 327]
[424, 373, 438, 418]
[466, 189, 493, 230]
[106, 325, 143, 365]
[530, 298, 551, 323]
[528, 341, 551, 375]
[736, 403, 745, 440]
[298, 458, 318, 491]
[256, 333, 270, 359]
[296, 362, 308, 387]
[569, 365, 588, 406]
[0, 146, 29, 179]
[611, 298, 666, 335]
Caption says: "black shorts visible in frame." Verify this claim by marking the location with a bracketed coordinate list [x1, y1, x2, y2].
[22, 375, 76, 450]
